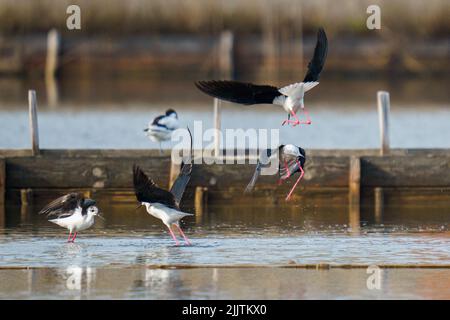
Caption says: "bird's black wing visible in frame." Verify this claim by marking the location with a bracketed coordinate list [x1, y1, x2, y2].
[169, 128, 193, 206]
[39, 193, 83, 218]
[133, 165, 177, 209]
[245, 148, 275, 193]
[195, 80, 280, 105]
[303, 28, 328, 82]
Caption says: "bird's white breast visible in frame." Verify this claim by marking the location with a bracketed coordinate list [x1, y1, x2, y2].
[49, 210, 95, 232]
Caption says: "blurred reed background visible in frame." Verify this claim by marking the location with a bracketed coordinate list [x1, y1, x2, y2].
[0, 0, 448, 36]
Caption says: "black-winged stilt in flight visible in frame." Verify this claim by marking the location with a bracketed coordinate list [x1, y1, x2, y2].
[245, 144, 306, 201]
[144, 109, 180, 153]
[133, 129, 193, 245]
[39, 193, 102, 243]
[195, 28, 328, 126]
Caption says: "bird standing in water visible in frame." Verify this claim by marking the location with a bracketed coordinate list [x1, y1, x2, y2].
[39, 193, 102, 243]
[245, 144, 306, 201]
[144, 109, 180, 153]
[195, 28, 328, 126]
[133, 129, 193, 245]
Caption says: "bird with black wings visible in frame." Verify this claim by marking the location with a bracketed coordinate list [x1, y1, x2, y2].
[195, 28, 328, 126]
[133, 128, 194, 245]
[39, 192, 101, 242]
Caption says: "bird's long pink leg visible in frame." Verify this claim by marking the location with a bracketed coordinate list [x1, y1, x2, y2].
[167, 226, 180, 246]
[71, 232, 77, 243]
[285, 164, 305, 201]
[278, 161, 291, 185]
[302, 107, 312, 124]
[174, 224, 192, 246]
[67, 232, 72, 243]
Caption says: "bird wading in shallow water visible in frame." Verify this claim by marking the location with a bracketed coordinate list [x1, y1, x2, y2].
[245, 144, 306, 201]
[144, 109, 180, 153]
[39, 193, 102, 243]
[195, 28, 328, 127]
[133, 129, 193, 246]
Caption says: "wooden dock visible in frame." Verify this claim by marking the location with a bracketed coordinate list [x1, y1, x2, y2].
[1, 148, 449, 210]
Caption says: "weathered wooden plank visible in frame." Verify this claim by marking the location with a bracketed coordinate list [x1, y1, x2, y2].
[6, 157, 171, 189]
[2, 148, 450, 159]
[189, 156, 350, 188]
[361, 156, 450, 187]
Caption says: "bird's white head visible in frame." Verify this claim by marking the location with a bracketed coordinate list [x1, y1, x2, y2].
[87, 206, 99, 216]
[165, 109, 178, 119]
[283, 144, 301, 157]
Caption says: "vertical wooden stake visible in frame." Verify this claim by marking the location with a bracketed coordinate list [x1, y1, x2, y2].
[28, 90, 40, 156]
[195, 186, 208, 223]
[0, 158, 5, 227]
[377, 91, 390, 156]
[213, 98, 221, 158]
[374, 187, 384, 224]
[349, 156, 361, 233]
[45, 29, 60, 80]
[218, 30, 234, 79]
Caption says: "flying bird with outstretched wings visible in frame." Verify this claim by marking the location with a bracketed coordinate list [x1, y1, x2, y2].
[195, 28, 328, 126]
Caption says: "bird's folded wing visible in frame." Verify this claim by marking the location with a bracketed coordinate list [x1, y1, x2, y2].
[39, 192, 83, 217]
[303, 28, 328, 83]
[195, 80, 280, 105]
[133, 165, 177, 208]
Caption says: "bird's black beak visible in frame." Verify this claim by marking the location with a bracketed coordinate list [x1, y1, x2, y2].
[135, 204, 143, 211]
[143, 128, 149, 132]
[96, 211, 105, 220]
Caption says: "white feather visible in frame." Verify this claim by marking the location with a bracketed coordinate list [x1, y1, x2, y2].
[279, 82, 319, 97]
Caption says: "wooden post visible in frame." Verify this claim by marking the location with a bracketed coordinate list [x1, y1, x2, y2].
[218, 31, 234, 79]
[195, 186, 208, 222]
[377, 91, 390, 156]
[20, 188, 33, 207]
[349, 156, 361, 233]
[45, 29, 60, 80]
[374, 187, 384, 224]
[213, 98, 221, 158]
[0, 158, 4, 206]
[28, 90, 40, 156]
[0, 158, 5, 227]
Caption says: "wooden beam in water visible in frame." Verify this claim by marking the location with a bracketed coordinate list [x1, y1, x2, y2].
[194, 186, 208, 223]
[374, 187, 384, 224]
[349, 156, 361, 232]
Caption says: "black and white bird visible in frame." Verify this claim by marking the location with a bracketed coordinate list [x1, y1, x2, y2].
[144, 109, 180, 153]
[39, 193, 101, 243]
[133, 129, 193, 245]
[195, 28, 327, 126]
[245, 144, 306, 201]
